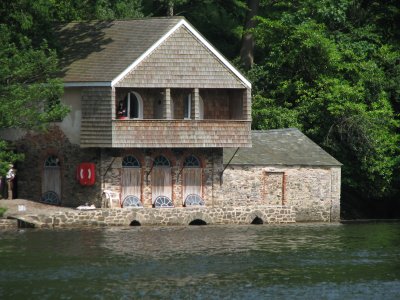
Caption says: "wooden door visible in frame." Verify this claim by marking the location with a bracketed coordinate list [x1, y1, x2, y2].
[182, 168, 202, 204]
[121, 168, 141, 204]
[151, 167, 172, 204]
[42, 156, 61, 205]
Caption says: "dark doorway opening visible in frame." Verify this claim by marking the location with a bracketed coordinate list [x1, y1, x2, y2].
[189, 219, 207, 225]
[251, 216, 263, 225]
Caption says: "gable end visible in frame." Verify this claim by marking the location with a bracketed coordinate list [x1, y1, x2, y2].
[114, 21, 250, 89]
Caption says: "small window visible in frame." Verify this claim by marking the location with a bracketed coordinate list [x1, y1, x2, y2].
[44, 156, 60, 167]
[183, 155, 200, 167]
[117, 92, 143, 119]
[122, 156, 140, 168]
[153, 155, 170, 167]
[184, 94, 191, 119]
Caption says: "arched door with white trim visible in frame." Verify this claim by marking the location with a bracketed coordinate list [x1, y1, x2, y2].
[151, 155, 172, 207]
[121, 156, 142, 207]
[42, 155, 61, 205]
[182, 155, 203, 206]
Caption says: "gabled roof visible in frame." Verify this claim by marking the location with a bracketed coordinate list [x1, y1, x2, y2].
[56, 17, 251, 88]
[224, 128, 341, 166]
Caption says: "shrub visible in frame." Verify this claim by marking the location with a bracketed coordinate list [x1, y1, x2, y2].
[0, 207, 7, 217]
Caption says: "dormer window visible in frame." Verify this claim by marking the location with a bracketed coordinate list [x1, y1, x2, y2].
[117, 91, 143, 119]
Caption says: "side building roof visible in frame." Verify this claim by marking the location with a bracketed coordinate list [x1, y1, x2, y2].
[223, 128, 341, 167]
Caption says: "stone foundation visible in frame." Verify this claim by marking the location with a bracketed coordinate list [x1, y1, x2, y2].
[13, 206, 295, 228]
[0, 219, 18, 229]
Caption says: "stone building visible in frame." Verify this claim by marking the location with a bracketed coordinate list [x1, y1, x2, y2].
[222, 129, 341, 221]
[0, 17, 341, 224]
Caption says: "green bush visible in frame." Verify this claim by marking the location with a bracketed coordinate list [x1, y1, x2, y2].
[0, 207, 7, 217]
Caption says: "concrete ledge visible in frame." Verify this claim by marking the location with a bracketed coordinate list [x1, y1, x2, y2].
[9, 205, 295, 228]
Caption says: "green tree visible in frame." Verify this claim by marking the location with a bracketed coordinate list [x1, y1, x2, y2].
[0, 1, 70, 175]
[248, 0, 400, 209]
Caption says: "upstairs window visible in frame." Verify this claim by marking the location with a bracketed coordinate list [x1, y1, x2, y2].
[184, 94, 191, 119]
[117, 92, 143, 119]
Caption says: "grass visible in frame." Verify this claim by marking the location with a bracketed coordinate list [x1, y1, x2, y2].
[0, 207, 7, 217]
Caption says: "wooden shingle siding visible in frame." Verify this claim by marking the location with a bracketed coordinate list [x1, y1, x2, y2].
[116, 27, 245, 89]
[112, 120, 251, 148]
[80, 87, 113, 147]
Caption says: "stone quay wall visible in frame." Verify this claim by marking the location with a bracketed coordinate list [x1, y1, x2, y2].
[218, 165, 341, 222]
[15, 206, 295, 228]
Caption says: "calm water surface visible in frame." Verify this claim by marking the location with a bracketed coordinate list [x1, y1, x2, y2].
[0, 223, 399, 299]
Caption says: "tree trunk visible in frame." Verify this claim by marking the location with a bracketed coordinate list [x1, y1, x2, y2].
[240, 0, 260, 70]
[168, 1, 174, 16]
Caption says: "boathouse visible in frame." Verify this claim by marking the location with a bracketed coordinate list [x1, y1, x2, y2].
[222, 129, 341, 222]
[1, 17, 341, 224]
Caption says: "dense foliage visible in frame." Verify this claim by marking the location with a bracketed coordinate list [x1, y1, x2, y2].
[1, 0, 399, 216]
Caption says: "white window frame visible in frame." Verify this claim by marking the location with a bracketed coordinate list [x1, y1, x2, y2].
[184, 94, 191, 120]
[127, 91, 143, 119]
[118, 91, 143, 119]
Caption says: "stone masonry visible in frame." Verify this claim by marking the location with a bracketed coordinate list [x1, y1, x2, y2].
[218, 166, 341, 222]
[13, 205, 295, 228]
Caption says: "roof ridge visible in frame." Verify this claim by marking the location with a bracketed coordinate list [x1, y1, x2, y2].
[60, 17, 185, 24]
[252, 128, 299, 133]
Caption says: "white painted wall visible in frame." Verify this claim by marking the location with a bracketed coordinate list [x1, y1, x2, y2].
[58, 88, 82, 145]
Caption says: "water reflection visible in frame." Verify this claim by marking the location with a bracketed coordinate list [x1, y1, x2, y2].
[0, 223, 399, 299]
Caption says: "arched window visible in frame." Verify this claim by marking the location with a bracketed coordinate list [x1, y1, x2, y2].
[122, 156, 140, 168]
[42, 155, 61, 205]
[122, 195, 143, 208]
[117, 91, 143, 119]
[44, 155, 60, 167]
[182, 155, 202, 206]
[185, 194, 205, 206]
[153, 155, 170, 167]
[154, 196, 174, 208]
[121, 156, 142, 206]
[183, 155, 200, 168]
[152, 155, 172, 205]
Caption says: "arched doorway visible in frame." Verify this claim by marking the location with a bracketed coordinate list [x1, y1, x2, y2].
[151, 155, 172, 207]
[182, 155, 203, 206]
[121, 156, 142, 207]
[41, 155, 61, 205]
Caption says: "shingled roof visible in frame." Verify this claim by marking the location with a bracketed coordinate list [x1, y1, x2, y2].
[55, 17, 250, 87]
[223, 128, 341, 166]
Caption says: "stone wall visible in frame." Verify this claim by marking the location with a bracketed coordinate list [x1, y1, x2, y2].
[15, 205, 295, 228]
[218, 165, 341, 222]
[101, 148, 223, 208]
[14, 126, 102, 208]
[0, 219, 18, 229]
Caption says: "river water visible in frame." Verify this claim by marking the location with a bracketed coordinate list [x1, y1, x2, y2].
[0, 222, 399, 299]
